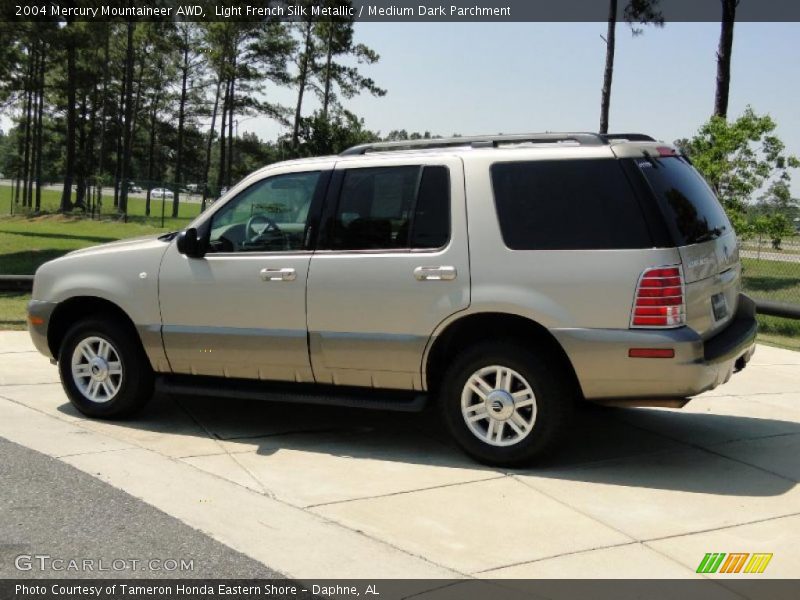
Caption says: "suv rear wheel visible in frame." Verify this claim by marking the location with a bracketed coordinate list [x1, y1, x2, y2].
[58, 318, 154, 418]
[439, 341, 573, 466]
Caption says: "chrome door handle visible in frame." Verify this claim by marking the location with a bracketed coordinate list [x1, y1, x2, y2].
[260, 267, 296, 282]
[414, 266, 457, 281]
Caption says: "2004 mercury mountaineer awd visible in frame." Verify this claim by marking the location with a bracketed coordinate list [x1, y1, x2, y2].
[27, 133, 758, 465]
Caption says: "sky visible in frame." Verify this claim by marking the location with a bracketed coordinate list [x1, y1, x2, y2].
[247, 21, 800, 195]
[3, 20, 799, 194]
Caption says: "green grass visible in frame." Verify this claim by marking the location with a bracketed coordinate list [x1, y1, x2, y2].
[0, 185, 200, 328]
[741, 257, 800, 305]
[756, 315, 800, 351]
[1, 184, 201, 229]
[0, 215, 174, 274]
[0, 183, 205, 274]
[0, 292, 28, 330]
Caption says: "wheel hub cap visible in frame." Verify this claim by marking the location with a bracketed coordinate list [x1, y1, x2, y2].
[89, 357, 109, 381]
[486, 390, 514, 420]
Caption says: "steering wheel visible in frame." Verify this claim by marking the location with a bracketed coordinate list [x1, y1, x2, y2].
[245, 214, 282, 245]
[244, 214, 281, 242]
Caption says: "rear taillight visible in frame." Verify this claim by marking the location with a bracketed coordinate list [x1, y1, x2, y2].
[631, 266, 685, 328]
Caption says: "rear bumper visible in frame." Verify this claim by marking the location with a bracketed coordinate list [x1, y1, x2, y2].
[703, 294, 758, 364]
[552, 294, 757, 401]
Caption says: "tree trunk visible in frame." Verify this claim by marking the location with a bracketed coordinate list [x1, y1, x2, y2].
[173, 43, 189, 218]
[14, 83, 26, 207]
[201, 78, 221, 210]
[128, 59, 146, 158]
[113, 96, 123, 208]
[13, 124, 23, 207]
[96, 26, 111, 216]
[217, 77, 228, 194]
[113, 135, 122, 206]
[145, 86, 161, 217]
[118, 21, 136, 217]
[599, 0, 617, 134]
[84, 81, 99, 216]
[226, 75, 234, 187]
[60, 21, 76, 213]
[26, 48, 40, 208]
[714, 0, 737, 118]
[291, 19, 314, 149]
[322, 25, 334, 120]
[21, 47, 35, 208]
[34, 41, 46, 213]
[114, 29, 127, 209]
[118, 54, 146, 210]
[74, 94, 88, 209]
[225, 42, 237, 188]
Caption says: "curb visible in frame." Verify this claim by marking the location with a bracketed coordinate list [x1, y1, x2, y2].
[0, 275, 33, 292]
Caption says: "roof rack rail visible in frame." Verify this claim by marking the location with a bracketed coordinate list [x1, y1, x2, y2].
[339, 132, 608, 156]
[600, 133, 656, 142]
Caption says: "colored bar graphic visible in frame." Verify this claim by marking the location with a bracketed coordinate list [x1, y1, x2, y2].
[720, 553, 749, 573]
[697, 553, 726, 573]
[744, 553, 773, 574]
[697, 552, 773, 574]
[696, 553, 714, 573]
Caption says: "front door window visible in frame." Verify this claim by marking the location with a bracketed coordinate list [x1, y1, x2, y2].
[208, 171, 321, 253]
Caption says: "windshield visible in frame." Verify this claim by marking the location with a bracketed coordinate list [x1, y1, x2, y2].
[636, 155, 732, 246]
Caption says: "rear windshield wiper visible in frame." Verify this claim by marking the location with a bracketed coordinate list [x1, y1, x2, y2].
[692, 226, 725, 244]
[640, 149, 661, 168]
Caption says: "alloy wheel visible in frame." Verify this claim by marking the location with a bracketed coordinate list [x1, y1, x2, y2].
[460, 365, 537, 446]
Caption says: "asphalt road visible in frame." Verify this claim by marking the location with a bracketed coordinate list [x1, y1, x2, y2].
[0, 436, 282, 579]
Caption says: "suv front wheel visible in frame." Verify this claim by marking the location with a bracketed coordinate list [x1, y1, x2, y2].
[439, 342, 573, 466]
[58, 318, 154, 418]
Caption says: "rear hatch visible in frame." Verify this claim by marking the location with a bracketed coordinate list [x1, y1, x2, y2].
[629, 149, 741, 339]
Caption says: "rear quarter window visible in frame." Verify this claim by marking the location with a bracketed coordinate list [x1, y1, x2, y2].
[490, 159, 652, 250]
[635, 155, 732, 246]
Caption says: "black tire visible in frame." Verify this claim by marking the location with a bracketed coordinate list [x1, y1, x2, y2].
[58, 317, 154, 419]
[439, 341, 574, 467]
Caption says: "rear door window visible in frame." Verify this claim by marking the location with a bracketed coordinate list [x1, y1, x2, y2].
[490, 159, 652, 250]
[328, 166, 450, 251]
[635, 155, 732, 246]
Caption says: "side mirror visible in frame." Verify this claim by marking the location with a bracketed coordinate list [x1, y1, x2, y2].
[176, 228, 204, 258]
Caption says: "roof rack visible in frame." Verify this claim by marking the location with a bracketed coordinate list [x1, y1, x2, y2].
[340, 132, 610, 156]
[600, 133, 656, 142]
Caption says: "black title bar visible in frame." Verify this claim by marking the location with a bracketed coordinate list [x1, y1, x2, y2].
[3, 0, 800, 23]
[4, 579, 800, 600]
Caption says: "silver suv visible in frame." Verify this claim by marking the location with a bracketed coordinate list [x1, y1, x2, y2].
[28, 133, 757, 465]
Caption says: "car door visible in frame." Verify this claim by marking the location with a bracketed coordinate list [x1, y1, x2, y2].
[307, 156, 469, 390]
[159, 166, 330, 381]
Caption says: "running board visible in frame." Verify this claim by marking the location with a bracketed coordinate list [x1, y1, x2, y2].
[155, 375, 429, 413]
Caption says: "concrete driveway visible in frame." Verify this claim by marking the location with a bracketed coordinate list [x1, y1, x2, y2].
[0, 331, 798, 579]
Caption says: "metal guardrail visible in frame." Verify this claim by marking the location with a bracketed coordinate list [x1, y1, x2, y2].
[754, 299, 800, 320]
[2, 273, 798, 321]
